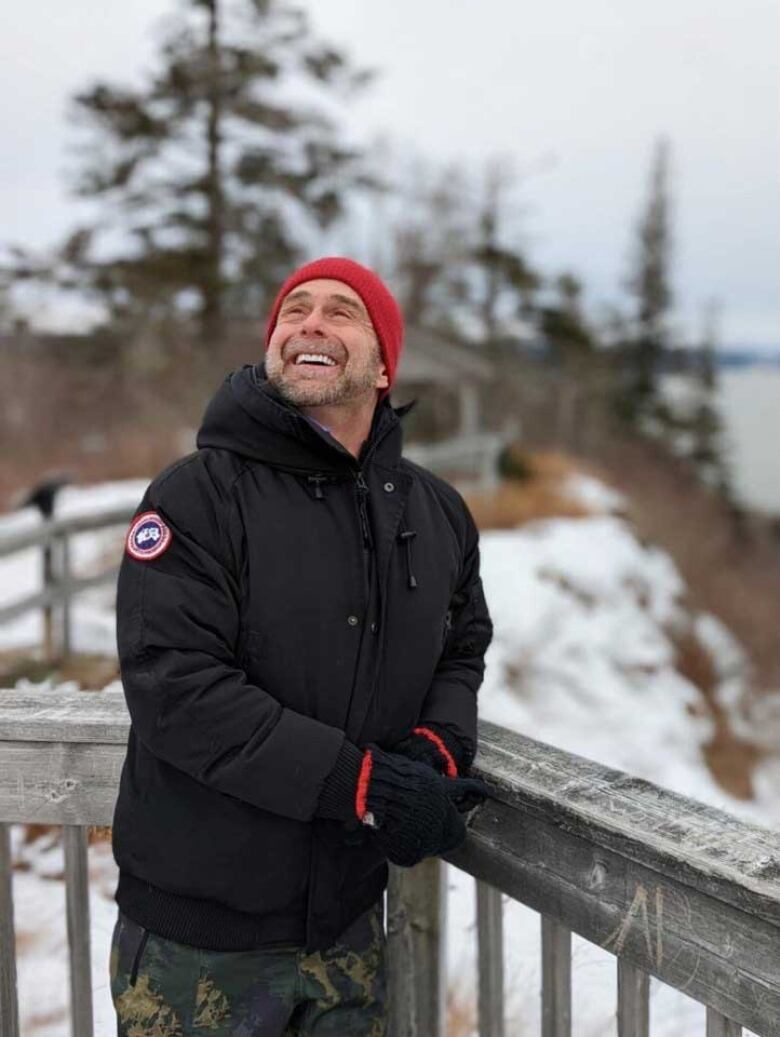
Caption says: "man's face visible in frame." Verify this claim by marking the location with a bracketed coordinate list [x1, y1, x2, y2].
[264, 278, 389, 408]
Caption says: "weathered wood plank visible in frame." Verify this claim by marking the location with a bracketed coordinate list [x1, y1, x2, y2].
[706, 1008, 742, 1036]
[476, 880, 504, 1037]
[541, 915, 571, 1037]
[64, 826, 94, 1037]
[0, 568, 119, 627]
[471, 722, 780, 928]
[0, 741, 125, 824]
[0, 690, 128, 745]
[0, 505, 133, 558]
[387, 860, 446, 1037]
[617, 959, 649, 1037]
[0, 823, 20, 1037]
[447, 796, 780, 1036]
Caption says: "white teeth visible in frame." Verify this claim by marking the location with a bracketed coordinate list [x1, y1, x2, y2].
[294, 353, 337, 366]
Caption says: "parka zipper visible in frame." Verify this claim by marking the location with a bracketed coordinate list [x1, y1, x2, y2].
[355, 471, 374, 551]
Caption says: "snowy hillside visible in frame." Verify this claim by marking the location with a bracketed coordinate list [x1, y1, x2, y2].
[1, 474, 776, 1036]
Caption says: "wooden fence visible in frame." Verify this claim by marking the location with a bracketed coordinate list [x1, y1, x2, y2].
[1, 691, 778, 1036]
[405, 432, 506, 492]
[0, 505, 133, 662]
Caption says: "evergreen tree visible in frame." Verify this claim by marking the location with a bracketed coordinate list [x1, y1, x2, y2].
[390, 155, 539, 345]
[470, 159, 539, 349]
[8, 0, 375, 340]
[391, 160, 474, 334]
[621, 137, 674, 425]
[538, 272, 594, 362]
[687, 300, 733, 494]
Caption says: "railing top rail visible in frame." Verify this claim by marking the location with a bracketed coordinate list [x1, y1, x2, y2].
[471, 720, 780, 924]
[0, 689, 128, 744]
[0, 504, 135, 557]
[2, 692, 779, 1030]
[1, 691, 778, 916]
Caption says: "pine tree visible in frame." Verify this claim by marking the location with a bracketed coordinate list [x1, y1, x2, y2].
[538, 273, 594, 361]
[8, 0, 375, 340]
[390, 156, 539, 345]
[622, 137, 674, 425]
[687, 300, 732, 493]
[470, 159, 539, 350]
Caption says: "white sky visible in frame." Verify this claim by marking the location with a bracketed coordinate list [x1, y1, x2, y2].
[1, 0, 778, 346]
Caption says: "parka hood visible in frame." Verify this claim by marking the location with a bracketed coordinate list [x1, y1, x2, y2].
[196, 360, 417, 475]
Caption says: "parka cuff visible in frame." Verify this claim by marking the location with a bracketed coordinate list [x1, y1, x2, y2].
[315, 739, 366, 821]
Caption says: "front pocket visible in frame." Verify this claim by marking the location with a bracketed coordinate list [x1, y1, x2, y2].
[129, 926, 150, 988]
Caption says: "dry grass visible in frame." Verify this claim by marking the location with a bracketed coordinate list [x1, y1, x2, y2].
[673, 625, 766, 800]
[599, 431, 780, 693]
[463, 449, 598, 530]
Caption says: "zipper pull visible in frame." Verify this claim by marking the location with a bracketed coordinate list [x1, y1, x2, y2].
[307, 473, 329, 500]
[355, 471, 373, 550]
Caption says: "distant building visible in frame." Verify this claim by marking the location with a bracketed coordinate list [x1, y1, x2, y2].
[394, 325, 496, 442]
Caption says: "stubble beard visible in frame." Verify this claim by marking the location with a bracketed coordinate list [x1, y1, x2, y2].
[265, 339, 385, 408]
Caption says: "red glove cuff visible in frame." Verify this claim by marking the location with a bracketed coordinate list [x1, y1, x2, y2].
[413, 726, 458, 778]
[355, 749, 374, 821]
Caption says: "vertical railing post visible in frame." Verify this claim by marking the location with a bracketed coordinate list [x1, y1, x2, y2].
[64, 825, 94, 1037]
[617, 960, 649, 1036]
[476, 880, 504, 1037]
[42, 524, 55, 663]
[59, 530, 73, 660]
[706, 1009, 742, 1036]
[387, 858, 446, 1037]
[541, 915, 571, 1037]
[0, 822, 20, 1037]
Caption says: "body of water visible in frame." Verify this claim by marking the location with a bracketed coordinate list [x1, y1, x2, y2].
[665, 367, 780, 514]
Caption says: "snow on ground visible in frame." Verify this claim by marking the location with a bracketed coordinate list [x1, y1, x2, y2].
[1, 476, 776, 1036]
[561, 472, 628, 516]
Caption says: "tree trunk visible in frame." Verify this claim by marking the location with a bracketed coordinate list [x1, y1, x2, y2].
[202, 0, 225, 344]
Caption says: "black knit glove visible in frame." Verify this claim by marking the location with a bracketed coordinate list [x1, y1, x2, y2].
[390, 723, 465, 778]
[316, 740, 490, 867]
[362, 745, 489, 867]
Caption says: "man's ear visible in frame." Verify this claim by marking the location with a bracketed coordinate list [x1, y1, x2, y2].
[375, 364, 389, 389]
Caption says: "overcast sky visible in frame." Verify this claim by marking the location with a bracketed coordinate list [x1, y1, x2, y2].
[1, 0, 777, 346]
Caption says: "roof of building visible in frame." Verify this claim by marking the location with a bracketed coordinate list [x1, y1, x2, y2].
[396, 325, 495, 385]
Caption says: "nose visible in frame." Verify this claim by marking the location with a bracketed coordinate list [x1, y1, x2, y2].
[299, 306, 327, 336]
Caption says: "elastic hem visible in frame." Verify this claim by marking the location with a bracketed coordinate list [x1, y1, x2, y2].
[115, 871, 306, 951]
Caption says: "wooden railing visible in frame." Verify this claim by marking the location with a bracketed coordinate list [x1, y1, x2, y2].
[0, 505, 134, 661]
[405, 432, 506, 492]
[2, 695, 779, 1036]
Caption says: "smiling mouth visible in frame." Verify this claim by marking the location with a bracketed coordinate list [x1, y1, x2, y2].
[288, 354, 343, 372]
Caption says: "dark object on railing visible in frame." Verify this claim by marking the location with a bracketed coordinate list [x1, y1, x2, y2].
[21, 474, 72, 519]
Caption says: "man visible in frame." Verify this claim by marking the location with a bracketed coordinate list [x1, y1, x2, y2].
[109, 257, 494, 1035]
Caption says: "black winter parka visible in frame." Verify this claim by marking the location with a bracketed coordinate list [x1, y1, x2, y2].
[111, 361, 494, 952]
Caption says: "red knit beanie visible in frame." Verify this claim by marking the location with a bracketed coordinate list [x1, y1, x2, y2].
[264, 257, 404, 403]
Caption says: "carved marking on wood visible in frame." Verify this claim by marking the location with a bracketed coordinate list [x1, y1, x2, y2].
[604, 882, 652, 962]
[679, 950, 702, 992]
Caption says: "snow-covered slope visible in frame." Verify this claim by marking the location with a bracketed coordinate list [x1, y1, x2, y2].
[2, 475, 776, 1036]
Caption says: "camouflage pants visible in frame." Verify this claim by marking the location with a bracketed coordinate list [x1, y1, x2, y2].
[109, 898, 387, 1036]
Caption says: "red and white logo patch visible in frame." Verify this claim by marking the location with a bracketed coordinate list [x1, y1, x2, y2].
[125, 511, 172, 561]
